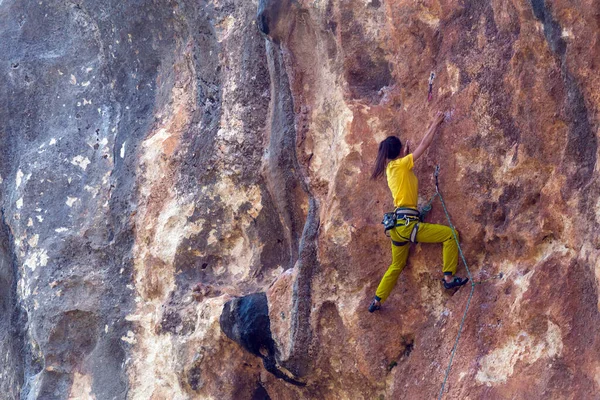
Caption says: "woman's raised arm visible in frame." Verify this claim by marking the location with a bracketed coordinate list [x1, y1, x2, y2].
[412, 111, 445, 162]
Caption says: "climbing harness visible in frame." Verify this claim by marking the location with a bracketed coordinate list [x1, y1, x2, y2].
[427, 71, 435, 102]
[396, 207, 421, 244]
[381, 208, 421, 245]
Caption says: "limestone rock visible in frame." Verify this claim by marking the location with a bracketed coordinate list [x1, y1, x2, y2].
[0, 0, 599, 399]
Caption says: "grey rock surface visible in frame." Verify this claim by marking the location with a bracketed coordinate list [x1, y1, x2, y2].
[0, 0, 279, 398]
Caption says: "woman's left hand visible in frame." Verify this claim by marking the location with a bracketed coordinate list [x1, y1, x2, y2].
[402, 140, 411, 157]
[433, 111, 445, 127]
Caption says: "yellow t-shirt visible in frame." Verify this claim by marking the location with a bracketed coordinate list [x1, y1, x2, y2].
[386, 154, 418, 209]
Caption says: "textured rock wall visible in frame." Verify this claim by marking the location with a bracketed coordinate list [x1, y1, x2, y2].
[1, 0, 600, 399]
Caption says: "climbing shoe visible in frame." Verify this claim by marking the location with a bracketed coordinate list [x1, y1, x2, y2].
[443, 277, 469, 290]
[368, 297, 381, 313]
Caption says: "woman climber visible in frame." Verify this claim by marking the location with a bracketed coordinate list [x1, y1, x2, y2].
[368, 111, 468, 313]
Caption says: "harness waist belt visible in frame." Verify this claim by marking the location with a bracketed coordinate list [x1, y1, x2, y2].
[395, 207, 420, 218]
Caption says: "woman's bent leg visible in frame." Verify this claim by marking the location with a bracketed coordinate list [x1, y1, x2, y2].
[375, 240, 411, 303]
[415, 223, 459, 275]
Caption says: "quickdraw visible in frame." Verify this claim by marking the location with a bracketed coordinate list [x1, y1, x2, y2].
[427, 71, 435, 102]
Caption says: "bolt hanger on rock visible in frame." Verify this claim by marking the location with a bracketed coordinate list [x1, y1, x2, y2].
[427, 71, 435, 102]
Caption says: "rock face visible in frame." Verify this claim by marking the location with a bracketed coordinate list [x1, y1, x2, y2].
[1, 0, 600, 399]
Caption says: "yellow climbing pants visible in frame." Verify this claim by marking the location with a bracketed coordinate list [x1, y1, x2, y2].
[375, 220, 459, 302]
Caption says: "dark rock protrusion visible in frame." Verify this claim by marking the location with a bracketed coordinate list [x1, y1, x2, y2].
[257, 0, 292, 40]
[262, 17, 321, 380]
[264, 40, 308, 270]
[220, 293, 305, 386]
[251, 383, 272, 400]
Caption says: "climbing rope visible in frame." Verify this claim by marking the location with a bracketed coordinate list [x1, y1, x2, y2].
[418, 166, 502, 398]
[431, 165, 475, 400]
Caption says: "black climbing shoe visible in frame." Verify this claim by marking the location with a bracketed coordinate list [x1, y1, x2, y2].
[368, 298, 381, 313]
[443, 277, 469, 289]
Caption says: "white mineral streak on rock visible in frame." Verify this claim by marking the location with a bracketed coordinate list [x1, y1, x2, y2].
[213, 176, 263, 217]
[368, 116, 386, 142]
[561, 28, 574, 38]
[28, 234, 39, 248]
[24, 249, 48, 272]
[66, 197, 78, 207]
[16, 169, 23, 188]
[508, 241, 571, 314]
[121, 330, 136, 344]
[306, 59, 354, 248]
[49, 138, 57, 145]
[102, 171, 111, 185]
[215, 15, 237, 41]
[210, 176, 263, 279]
[16, 197, 23, 209]
[17, 277, 28, 299]
[509, 269, 534, 314]
[127, 49, 200, 399]
[120, 141, 126, 158]
[207, 176, 264, 280]
[71, 155, 91, 170]
[155, 200, 203, 265]
[126, 39, 263, 396]
[476, 320, 563, 385]
[229, 236, 254, 278]
[446, 61, 460, 95]
[55, 227, 68, 233]
[68, 373, 96, 400]
[206, 229, 218, 246]
[84, 185, 98, 197]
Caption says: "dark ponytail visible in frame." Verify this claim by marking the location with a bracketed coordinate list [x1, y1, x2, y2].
[371, 136, 402, 180]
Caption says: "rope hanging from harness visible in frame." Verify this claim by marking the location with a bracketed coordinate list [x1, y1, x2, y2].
[434, 165, 475, 400]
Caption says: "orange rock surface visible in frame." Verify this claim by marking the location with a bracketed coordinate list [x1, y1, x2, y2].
[254, 0, 600, 398]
